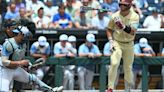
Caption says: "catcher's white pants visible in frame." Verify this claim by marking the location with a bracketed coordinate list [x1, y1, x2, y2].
[77, 66, 94, 90]
[0, 66, 51, 92]
[0, 66, 30, 91]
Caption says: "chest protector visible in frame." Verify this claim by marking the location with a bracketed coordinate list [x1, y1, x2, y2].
[8, 39, 26, 61]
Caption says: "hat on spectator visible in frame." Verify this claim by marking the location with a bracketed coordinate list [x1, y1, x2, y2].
[86, 33, 95, 42]
[68, 35, 76, 42]
[139, 38, 148, 47]
[12, 26, 30, 35]
[38, 36, 47, 46]
[59, 34, 68, 41]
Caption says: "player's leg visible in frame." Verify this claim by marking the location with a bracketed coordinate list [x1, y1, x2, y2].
[0, 67, 14, 92]
[122, 44, 134, 91]
[77, 66, 86, 90]
[63, 69, 69, 89]
[14, 67, 63, 92]
[108, 41, 122, 89]
[85, 69, 94, 90]
[67, 70, 75, 90]
[36, 68, 44, 80]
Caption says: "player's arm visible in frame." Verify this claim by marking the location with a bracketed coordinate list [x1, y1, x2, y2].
[106, 16, 114, 40]
[31, 53, 48, 59]
[106, 28, 113, 40]
[94, 46, 102, 57]
[1, 56, 29, 68]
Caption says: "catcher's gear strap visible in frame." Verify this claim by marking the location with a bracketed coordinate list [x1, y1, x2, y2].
[7, 40, 16, 60]
[123, 25, 131, 33]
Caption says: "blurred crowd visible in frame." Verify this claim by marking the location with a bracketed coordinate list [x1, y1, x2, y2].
[0, 0, 164, 30]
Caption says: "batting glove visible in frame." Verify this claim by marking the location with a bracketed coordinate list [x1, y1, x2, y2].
[114, 17, 125, 29]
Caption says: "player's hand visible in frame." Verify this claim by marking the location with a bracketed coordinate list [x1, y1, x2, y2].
[88, 53, 94, 58]
[109, 39, 114, 52]
[66, 53, 75, 57]
[19, 60, 30, 66]
[41, 55, 47, 59]
[114, 17, 125, 29]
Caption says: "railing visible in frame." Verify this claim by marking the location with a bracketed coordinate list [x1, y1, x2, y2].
[25, 56, 164, 92]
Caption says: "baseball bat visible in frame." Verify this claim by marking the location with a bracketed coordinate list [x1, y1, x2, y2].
[80, 6, 109, 11]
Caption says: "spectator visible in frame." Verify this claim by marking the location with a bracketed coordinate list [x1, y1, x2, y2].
[143, 8, 163, 29]
[30, 36, 50, 80]
[81, 0, 100, 19]
[54, 34, 76, 90]
[32, 7, 51, 28]
[101, 0, 119, 15]
[62, 35, 77, 90]
[133, 37, 155, 89]
[133, 0, 148, 9]
[74, 10, 92, 29]
[65, 0, 78, 22]
[78, 33, 102, 90]
[14, 0, 26, 13]
[44, 0, 58, 19]
[132, 1, 144, 19]
[0, 0, 7, 22]
[16, 8, 30, 21]
[72, 0, 82, 9]
[52, 4, 73, 29]
[91, 10, 110, 29]
[88, 0, 101, 17]
[26, 0, 45, 18]
[4, 3, 19, 20]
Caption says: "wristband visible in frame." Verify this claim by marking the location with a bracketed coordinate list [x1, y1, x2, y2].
[123, 25, 131, 33]
[3, 60, 11, 66]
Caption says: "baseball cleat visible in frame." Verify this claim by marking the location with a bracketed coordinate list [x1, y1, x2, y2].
[107, 88, 113, 92]
[52, 86, 63, 92]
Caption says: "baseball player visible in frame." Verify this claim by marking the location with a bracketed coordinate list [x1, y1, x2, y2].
[30, 36, 50, 80]
[106, 0, 139, 92]
[0, 26, 63, 92]
[63, 35, 77, 90]
[0, 20, 22, 91]
[133, 37, 155, 89]
[78, 33, 102, 90]
[54, 34, 76, 90]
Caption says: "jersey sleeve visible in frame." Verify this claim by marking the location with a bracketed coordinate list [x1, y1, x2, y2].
[103, 42, 111, 55]
[30, 43, 37, 54]
[2, 41, 13, 57]
[107, 15, 115, 30]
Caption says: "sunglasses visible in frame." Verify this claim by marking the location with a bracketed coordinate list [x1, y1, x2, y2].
[119, 3, 130, 7]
